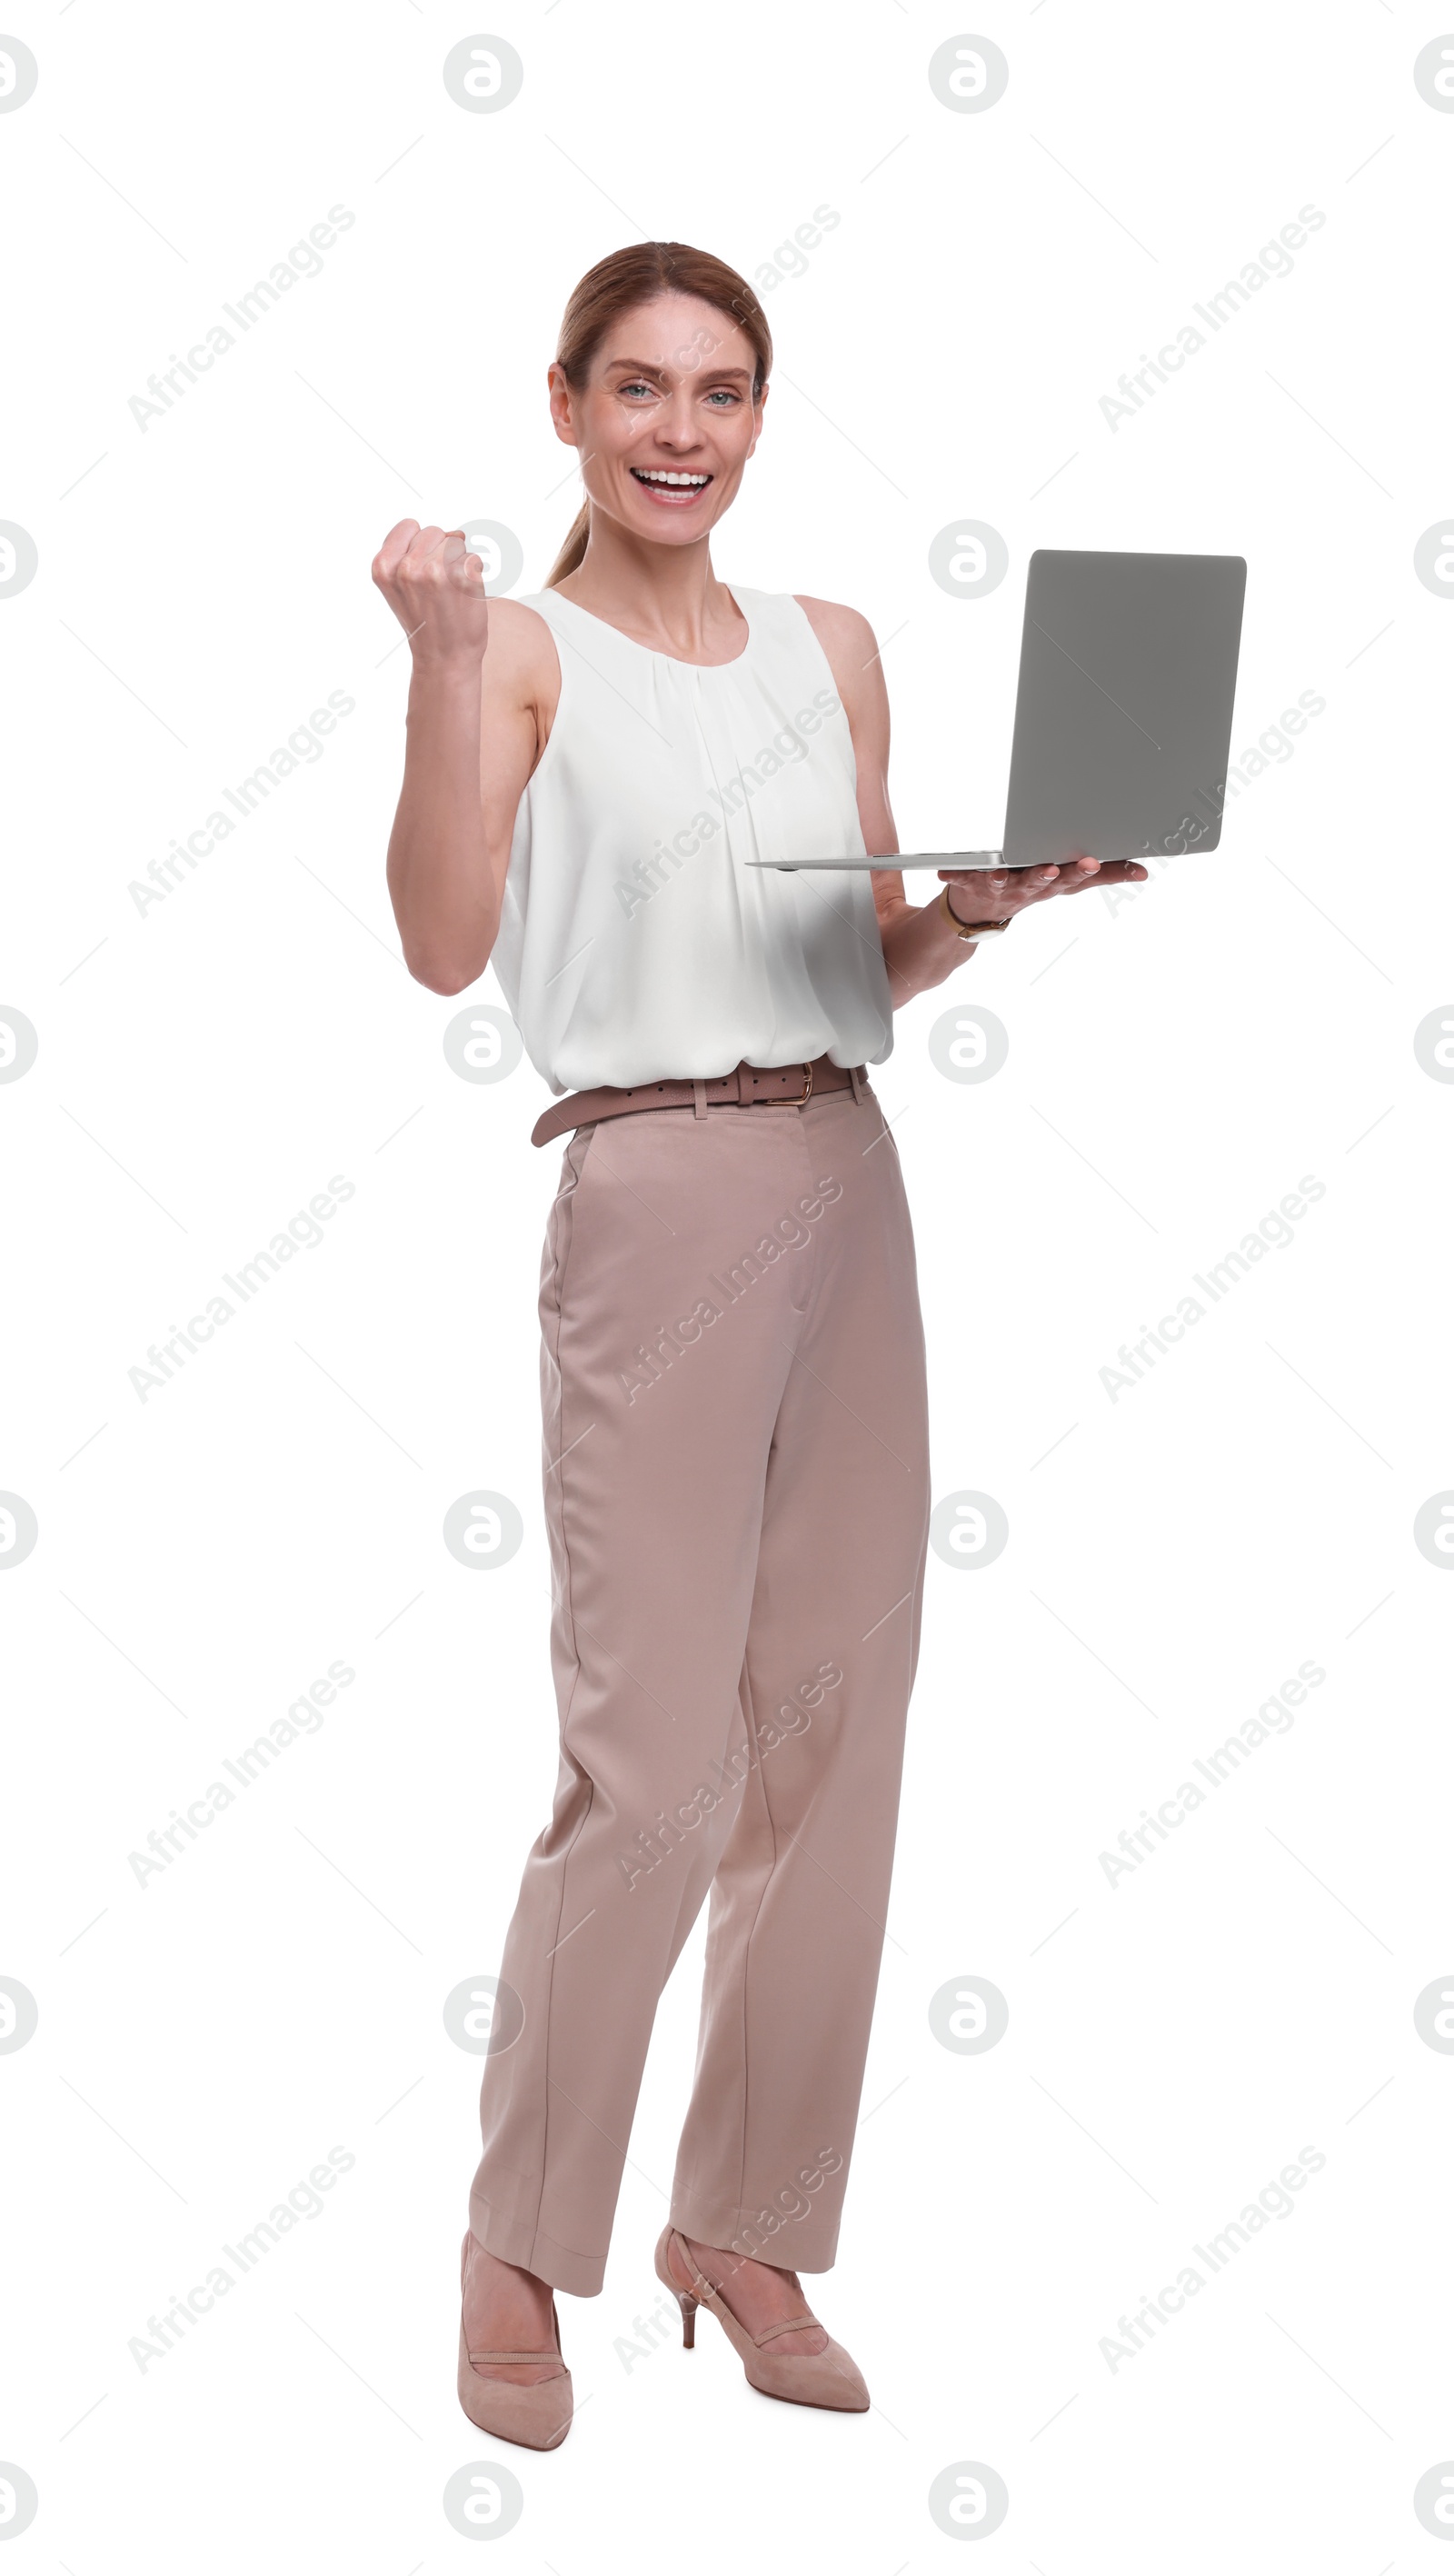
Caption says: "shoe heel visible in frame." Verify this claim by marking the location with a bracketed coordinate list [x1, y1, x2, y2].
[653, 2226, 699, 2351]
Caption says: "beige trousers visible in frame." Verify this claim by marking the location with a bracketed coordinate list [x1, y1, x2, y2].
[469, 1083, 931, 2295]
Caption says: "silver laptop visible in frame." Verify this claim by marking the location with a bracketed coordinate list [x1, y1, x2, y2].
[748, 548, 1247, 872]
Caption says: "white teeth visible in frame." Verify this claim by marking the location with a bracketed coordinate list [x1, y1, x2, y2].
[635, 470, 709, 486]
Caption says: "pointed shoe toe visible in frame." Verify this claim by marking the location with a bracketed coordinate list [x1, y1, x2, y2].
[456, 2327, 573, 2449]
[746, 2329, 871, 2412]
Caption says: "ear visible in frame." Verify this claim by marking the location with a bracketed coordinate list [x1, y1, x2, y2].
[547, 361, 579, 450]
[745, 382, 768, 458]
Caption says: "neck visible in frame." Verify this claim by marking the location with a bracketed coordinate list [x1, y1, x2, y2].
[554, 514, 742, 660]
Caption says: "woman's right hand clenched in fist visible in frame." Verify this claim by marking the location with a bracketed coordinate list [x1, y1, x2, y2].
[372, 520, 491, 671]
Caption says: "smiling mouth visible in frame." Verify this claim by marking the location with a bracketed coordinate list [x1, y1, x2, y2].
[630, 467, 713, 505]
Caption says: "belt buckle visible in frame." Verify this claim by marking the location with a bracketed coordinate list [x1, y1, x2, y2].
[742, 1059, 814, 1105]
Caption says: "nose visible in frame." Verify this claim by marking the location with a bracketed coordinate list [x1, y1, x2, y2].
[655, 386, 702, 450]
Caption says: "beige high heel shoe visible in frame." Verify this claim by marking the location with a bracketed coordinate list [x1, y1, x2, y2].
[653, 2226, 870, 2411]
[456, 2233, 573, 2451]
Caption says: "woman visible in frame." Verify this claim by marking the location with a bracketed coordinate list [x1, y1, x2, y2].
[373, 241, 1144, 2450]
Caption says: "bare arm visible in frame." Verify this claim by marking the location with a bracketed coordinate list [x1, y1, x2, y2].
[794, 596, 1148, 1007]
[372, 522, 558, 994]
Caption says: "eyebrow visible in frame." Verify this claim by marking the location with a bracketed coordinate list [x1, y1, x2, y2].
[604, 358, 754, 382]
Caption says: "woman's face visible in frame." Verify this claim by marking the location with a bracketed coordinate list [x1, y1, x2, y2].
[549, 292, 766, 548]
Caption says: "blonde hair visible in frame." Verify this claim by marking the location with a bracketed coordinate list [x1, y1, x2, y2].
[544, 241, 772, 587]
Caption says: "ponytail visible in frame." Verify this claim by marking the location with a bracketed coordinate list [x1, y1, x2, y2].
[542, 242, 772, 590]
[545, 503, 591, 591]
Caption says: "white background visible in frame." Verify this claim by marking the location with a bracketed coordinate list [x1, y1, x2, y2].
[4, 1, 1453, 2567]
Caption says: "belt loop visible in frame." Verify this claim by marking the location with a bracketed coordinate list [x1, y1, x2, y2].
[692, 1078, 707, 1119]
[848, 1063, 866, 1103]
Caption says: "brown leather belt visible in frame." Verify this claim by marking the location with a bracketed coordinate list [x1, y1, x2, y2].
[531, 1053, 865, 1148]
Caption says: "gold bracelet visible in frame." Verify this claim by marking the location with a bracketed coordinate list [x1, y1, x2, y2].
[940, 886, 1011, 943]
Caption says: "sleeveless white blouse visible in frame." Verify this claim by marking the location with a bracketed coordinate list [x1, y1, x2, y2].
[492, 585, 895, 1095]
